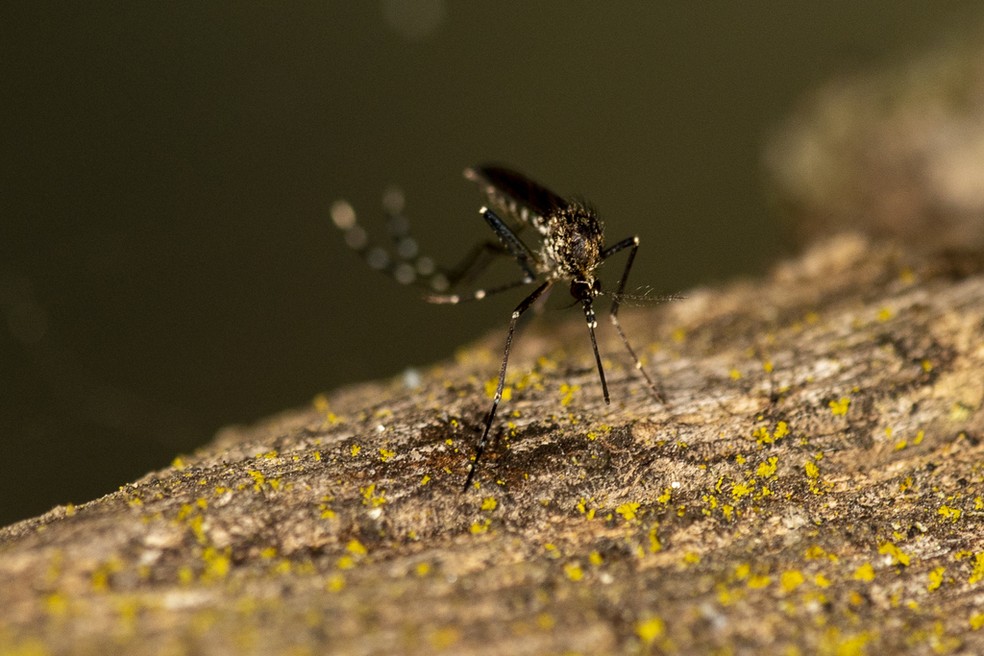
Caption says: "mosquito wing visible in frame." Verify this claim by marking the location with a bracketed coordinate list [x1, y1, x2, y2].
[464, 165, 567, 233]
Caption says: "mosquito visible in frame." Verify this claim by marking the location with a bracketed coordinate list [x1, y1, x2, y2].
[331, 165, 671, 490]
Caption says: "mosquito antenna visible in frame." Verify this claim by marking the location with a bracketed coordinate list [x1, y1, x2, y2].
[598, 289, 685, 305]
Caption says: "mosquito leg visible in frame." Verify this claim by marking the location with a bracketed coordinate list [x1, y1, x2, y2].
[582, 297, 610, 404]
[331, 195, 536, 295]
[426, 206, 541, 304]
[425, 276, 533, 305]
[463, 280, 551, 490]
[330, 198, 436, 287]
[444, 241, 507, 285]
[601, 236, 666, 403]
[480, 207, 538, 281]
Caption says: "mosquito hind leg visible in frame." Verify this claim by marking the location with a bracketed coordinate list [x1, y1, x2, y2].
[331, 191, 529, 295]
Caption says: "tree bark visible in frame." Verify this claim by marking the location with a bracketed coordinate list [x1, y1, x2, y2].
[4, 36, 984, 656]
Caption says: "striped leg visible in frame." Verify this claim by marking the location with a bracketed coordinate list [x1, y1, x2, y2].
[463, 280, 551, 490]
[601, 236, 665, 403]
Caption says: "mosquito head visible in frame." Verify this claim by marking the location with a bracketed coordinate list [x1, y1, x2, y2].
[570, 277, 600, 302]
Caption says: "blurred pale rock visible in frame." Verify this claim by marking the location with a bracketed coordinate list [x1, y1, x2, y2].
[765, 28, 984, 255]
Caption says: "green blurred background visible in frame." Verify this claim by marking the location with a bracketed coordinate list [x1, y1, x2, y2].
[2, 2, 980, 527]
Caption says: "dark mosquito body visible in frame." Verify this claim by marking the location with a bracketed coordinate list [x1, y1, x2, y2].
[331, 165, 667, 490]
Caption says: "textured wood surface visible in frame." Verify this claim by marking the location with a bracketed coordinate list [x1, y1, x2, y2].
[2, 231, 983, 655]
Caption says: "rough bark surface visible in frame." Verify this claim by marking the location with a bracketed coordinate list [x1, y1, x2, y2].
[2, 233, 983, 656]
[4, 34, 984, 656]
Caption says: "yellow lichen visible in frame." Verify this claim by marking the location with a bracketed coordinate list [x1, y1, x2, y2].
[820, 628, 872, 656]
[968, 552, 984, 584]
[201, 547, 231, 582]
[752, 422, 788, 446]
[853, 563, 875, 582]
[536, 612, 556, 630]
[616, 502, 640, 521]
[346, 539, 367, 556]
[804, 545, 839, 562]
[804, 458, 832, 495]
[927, 566, 946, 591]
[44, 592, 69, 616]
[246, 470, 266, 491]
[359, 484, 386, 507]
[780, 570, 805, 593]
[878, 542, 911, 567]
[559, 383, 580, 407]
[576, 497, 596, 520]
[731, 480, 754, 500]
[756, 457, 778, 479]
[313, 393, 342, 425]
[469, 519, 491, 535]
[563, 562, 584, 582]
[937, 505, 962, 522]
[829, 397, 850, 416]
[326, 573, 345, 592]
[635, 615, 665, 644]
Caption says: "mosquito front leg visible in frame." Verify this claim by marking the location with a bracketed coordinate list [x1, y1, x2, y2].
[582, 297, 610, 405]
[601, 236, 666, 403]
[463, 280, 551, 490]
